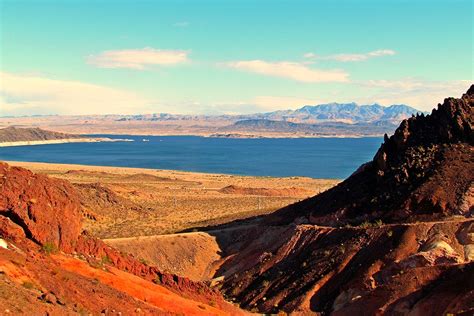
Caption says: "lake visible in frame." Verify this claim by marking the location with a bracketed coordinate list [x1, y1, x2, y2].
[0, 135, 383, 179]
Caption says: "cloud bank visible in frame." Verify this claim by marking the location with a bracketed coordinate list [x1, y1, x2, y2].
[224, 60, 349, 83]
[87, 47, 189, 70]
[304, 49, 396, 62]
[0, 72, 153, 116]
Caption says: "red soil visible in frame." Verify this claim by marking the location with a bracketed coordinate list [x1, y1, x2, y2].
[0, 161, 247, 315]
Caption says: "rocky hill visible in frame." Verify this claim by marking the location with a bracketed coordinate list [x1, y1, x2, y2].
[0, 126, 82, 143]
[214, 86, 473, 314]
[266, 85, 473, 226]
[0, 162, 246, 315]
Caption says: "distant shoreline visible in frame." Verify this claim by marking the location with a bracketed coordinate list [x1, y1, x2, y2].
[0, 137, 134, 148]
[0, 136, 380, 179]
[3, 160, 330, 181]
[87, 132, 383, 139]
[205, 133, 380, 139]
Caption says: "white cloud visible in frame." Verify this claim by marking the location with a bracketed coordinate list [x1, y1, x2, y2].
[224, 60, 349, 83]
[87, 47, 189, 70]
[355, 79, 470, 111]
[303, 52, 317, 59]
[304, 49, 396, 62]
[0, 72, 154, 116]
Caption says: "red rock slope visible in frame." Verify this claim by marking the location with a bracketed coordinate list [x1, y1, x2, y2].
[216, 86, 474, 314]
[0, 162, 247, 315]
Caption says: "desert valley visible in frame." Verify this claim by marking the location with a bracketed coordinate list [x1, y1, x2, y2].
[0, 87, 472, 315]
[1, 0, 472, 314]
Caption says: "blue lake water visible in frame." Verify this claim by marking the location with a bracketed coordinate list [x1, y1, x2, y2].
[0, 135, 383, 179]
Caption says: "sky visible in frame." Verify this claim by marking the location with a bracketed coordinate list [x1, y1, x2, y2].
[0, 0, 472, 116]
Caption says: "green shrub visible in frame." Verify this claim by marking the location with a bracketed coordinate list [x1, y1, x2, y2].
[100, 255, 112, 265]
[42, 242, 58, 254]
[153, 275, 162, 285]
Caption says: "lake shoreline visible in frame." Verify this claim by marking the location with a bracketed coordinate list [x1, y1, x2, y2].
[4, 160, 335, 181]
[0, 137, 134, 148]
[0, 135, 381, 179]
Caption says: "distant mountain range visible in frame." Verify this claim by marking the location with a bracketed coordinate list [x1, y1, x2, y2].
[116, 102, 426, 125]
[0, 102, 428, 138]
[215, 103, 428, 136]
[251, 102, 426, 124]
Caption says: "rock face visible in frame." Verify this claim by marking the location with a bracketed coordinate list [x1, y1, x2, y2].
[219, 222, 474, 314]
[0, 162, 82, 252]
[218, 86, 474, 314]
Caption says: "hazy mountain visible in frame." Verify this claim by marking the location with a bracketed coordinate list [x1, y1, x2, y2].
[260, 102, 425, 123]
[113, 102, 425, 124]
[0, 103, 427, 138]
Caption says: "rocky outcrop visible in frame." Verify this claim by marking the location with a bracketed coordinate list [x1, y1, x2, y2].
[219, 221, 474, 314]
[0, 162, 82, 252]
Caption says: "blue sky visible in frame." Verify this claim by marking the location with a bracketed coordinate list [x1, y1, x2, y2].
[0, 0, 472, 115]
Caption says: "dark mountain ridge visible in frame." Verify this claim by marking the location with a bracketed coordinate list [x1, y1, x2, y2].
[268, 85, 473, 226]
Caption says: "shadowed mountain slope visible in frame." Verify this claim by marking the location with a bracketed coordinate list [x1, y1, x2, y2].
[267, 85, 473, 227]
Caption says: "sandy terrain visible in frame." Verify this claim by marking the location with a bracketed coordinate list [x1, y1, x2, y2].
[6, 161, 339, 238]
[105, 232, 223, 282]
